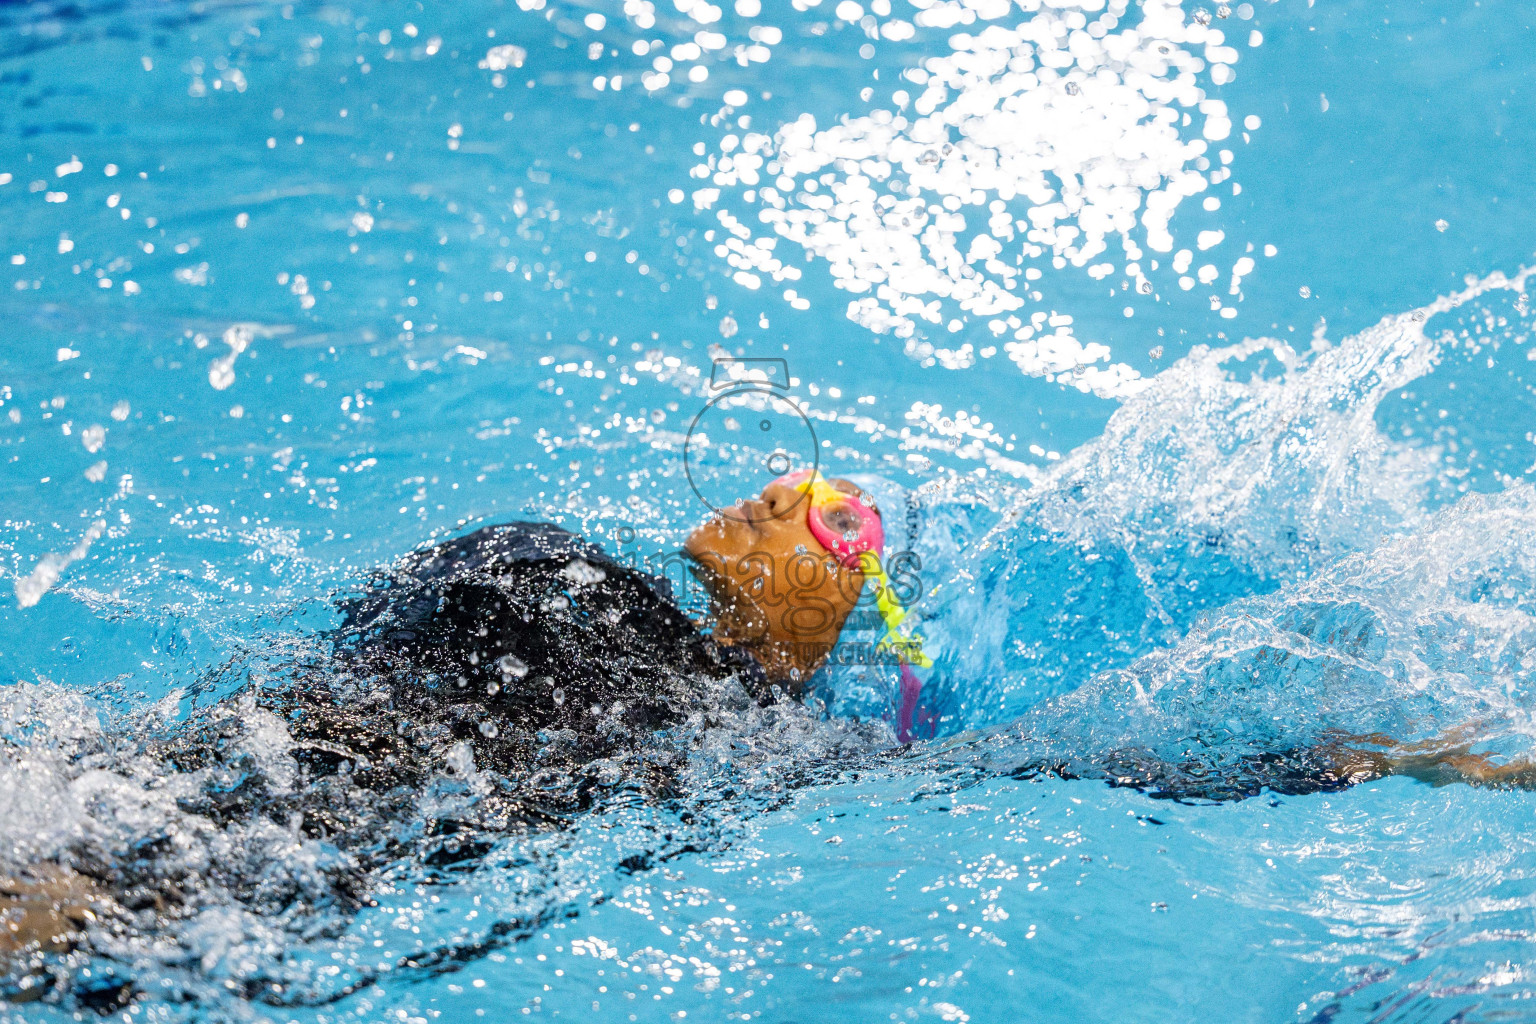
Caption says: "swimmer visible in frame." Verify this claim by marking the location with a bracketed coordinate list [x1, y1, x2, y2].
[0, 469, 914, 996]
[3, 468, 1532, 1003]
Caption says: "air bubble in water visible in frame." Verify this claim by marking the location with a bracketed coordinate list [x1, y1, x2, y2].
[552, 687, 566, 706]
[498, 653, 528, 678]
[479, 721, 499, 737]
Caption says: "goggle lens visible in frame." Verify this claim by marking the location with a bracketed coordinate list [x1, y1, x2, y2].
[774, 469, 884, 568]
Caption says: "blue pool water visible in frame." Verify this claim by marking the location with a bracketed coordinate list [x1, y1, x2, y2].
[2, 0, 1535, 1019]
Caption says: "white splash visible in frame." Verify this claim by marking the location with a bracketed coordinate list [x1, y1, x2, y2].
[1033, 264, 1536, 562]
[1036, 481, 1536, 756]
[935, 264, 1536, 723]
[0, 684, 100, 870]
[15, 519, 107, 608]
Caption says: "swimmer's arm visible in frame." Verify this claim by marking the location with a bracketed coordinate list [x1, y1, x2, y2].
[1322, 726, 1536, 790]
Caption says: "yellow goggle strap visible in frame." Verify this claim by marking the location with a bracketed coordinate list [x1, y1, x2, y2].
[861, 553, 933, 670]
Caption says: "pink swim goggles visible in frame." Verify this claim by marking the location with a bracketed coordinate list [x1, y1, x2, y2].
[775, 468, 886, 570]
[775, 469, 938, 743]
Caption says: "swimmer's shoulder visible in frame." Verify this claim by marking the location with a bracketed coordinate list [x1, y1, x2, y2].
[401, 520, 613, 581]
[337, 520, 675, 639]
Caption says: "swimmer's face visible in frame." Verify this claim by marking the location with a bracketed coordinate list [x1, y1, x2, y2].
[684, 474, 873, 694]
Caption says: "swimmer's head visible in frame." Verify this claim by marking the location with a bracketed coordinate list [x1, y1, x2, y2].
[684, 470, 880, 694]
